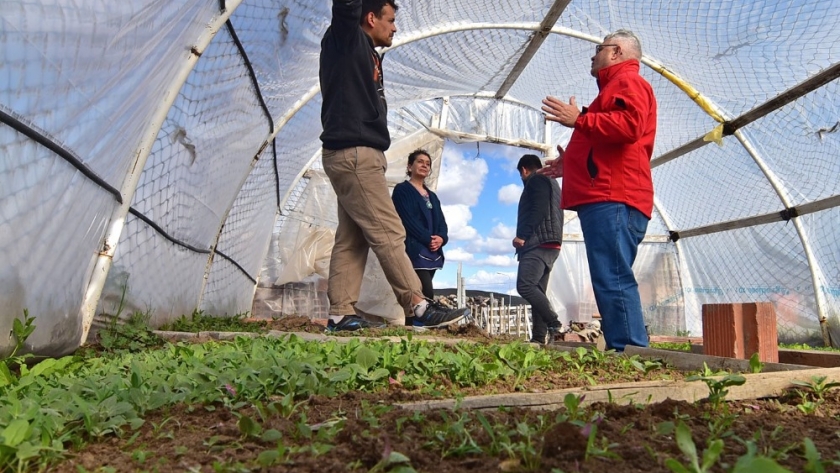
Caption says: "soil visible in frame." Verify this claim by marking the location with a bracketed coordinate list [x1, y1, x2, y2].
[56, 321, 840, 472]
[256, 316, 520, 342]
[56, 392, 840, 473]
[54, 360, 840, 472]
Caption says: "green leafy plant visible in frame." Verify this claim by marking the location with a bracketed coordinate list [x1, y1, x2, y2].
[582, 422, 620, 461]
[651, 341, 692, 352]
[780, 343, 840, 353]
[801, 437, 840, 473]
[665, 420, 724, 473]
[629, 356, 665, 375]
[792, 376, 840, 402]
[161, 310, 263, 333]
[687, 367, 746, 411]
[0, 309, 36, 387]
[369, 451, 417, 473]
[730, 440, 792, 473]
[749, 353, 764, 373]
[98, 310, 165, 353]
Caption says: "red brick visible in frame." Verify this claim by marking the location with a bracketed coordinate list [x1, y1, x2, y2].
[562, 332, 586, 343]
[702, 303, 778, 362]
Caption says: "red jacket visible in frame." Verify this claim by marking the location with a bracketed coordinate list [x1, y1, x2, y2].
[561, 59, 657, 218]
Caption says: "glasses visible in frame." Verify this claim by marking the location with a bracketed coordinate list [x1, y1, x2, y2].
[595, 44, 619, 54]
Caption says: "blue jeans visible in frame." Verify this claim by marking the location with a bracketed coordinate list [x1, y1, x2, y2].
[577, 202, 649, 351]
[516, 247, 561, 342]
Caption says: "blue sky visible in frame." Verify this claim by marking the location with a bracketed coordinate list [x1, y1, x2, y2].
[432, 140, 533, 295]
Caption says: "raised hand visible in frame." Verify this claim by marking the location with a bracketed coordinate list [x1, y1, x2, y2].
[538, 144, 565, 178]
[542, 96, 580, 128]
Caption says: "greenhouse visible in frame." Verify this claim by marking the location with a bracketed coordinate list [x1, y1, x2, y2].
[2, 1, 840, 356]
[3, 1, 840, 471]
[4, 0, 840, 357]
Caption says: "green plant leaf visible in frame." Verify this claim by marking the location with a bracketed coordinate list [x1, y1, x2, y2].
[257, 449, 280, 467]
[664, 458, 692, 473]
[15, 442, 40, 461]
[701, 439, 724, 470]
[368, 368, 390, 381]
[237, 415, 261, 437]
[2, 419, 30, 447]
[261, 429, 283, 443]
[356, 347, 379, 371]
[802, 438, 825, 473]
[0, 363, 14, 387]
[732, 455, 792, 473]
[673, 421, 699, 469]
[656, 421, 675, 436]
[748, 353, 764, 373]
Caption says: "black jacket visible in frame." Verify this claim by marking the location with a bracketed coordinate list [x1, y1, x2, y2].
[319, 0, 390, 151]
[516, 173, 563, 256]
[392, 181, 448, 264]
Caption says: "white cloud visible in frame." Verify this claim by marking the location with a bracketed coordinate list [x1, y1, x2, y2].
[489, 222, 516, 239]
[466, 269, 516, 292]
[466, 269, 502, 286]
[477, 238, 512, 255]
[463, 223, 516, 256]
[436, 145, 489, 207]
[497, 183, 522, 205]
[433, 277, 454, 289]
[444, 246, 474, 262]
[481, 142, 527, 170]
[442, 204, 478, 241]
[479, 255, 518, 267]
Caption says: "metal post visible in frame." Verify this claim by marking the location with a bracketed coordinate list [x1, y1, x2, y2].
[78, 3, 244, 345]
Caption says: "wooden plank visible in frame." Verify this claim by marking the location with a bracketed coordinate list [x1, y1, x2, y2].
[549, 341, 596, 350]
[779, 349, 840, 368]
[398, 366, 840, 412]
[650, 342, 840, 369]
[650, 335, 703, 344]
[624, 346, 811, 372]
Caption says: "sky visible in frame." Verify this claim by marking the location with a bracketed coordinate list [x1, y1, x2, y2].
[432, 140, 532, 296]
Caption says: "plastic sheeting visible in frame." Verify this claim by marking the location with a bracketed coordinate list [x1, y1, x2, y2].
[3, 0, 840, 355]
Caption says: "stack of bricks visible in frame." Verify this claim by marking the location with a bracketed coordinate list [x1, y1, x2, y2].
[702, 302, 779, 362]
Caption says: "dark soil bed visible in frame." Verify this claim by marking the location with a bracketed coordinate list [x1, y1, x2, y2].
[56, 384, 840, 472]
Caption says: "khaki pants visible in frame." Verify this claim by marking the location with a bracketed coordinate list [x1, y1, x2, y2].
[322, 147, 423, 315]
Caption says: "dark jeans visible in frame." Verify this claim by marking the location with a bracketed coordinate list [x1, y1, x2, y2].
[577, 202, 649, 351]
[517, 247, 561, 342]
[415, 269, 436, 300]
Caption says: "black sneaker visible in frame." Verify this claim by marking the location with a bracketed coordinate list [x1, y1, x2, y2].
[326, 315, 385, 332]
[528, 334, 548, 345]
[547, 326, 562, 343]
[413, 301, 468, 329]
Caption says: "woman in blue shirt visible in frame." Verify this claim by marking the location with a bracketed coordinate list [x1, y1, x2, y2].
[392, 149, 449, 319]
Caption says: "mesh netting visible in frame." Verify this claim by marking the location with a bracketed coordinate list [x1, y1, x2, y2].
[678, 221, 821, 343]
[101, 21, 270, 322]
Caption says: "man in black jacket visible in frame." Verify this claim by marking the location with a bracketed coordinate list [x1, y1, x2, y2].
[319, 0, 467, 332]
[513, 154, 564, 344]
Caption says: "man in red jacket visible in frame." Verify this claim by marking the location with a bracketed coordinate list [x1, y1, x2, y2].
[540, 29, 657, 351]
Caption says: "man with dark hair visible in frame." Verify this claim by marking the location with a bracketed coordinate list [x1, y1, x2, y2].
[319, 0, 467, 332]
[540, 29, 656, 351]
[513, 154, 564, 344]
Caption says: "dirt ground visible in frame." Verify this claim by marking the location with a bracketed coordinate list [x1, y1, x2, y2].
[55, 343, 840, 473]
[249, 315, 524, 344]
[56, 389, 840, 473]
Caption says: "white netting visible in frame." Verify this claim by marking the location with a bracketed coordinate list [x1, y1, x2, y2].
[99, 21, 270, 325]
